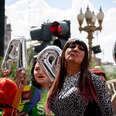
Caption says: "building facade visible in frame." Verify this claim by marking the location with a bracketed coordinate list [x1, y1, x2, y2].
[4, 16, 12, 53]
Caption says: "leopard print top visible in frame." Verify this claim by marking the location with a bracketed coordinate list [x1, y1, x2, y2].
[49, 73, 113, 116]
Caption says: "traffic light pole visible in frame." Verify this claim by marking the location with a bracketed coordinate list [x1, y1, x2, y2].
[0, 0, 5, 56]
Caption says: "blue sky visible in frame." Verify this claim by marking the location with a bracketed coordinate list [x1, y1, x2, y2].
[5, 0, 116, 11]
[90, 0, 116, 11]
[5, 0, 16, 5]
[5, 0, 72, 9]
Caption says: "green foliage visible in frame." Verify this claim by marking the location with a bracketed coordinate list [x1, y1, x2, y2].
[26, 45, 36, 84]
[112, 73, 116, 79]
[8, 62, 17, 81]
[0, 57, 17, 81]
[0, 56, 4, 77]
[99, 65, 105, 71]
[105, 73, 111, 80]
[26, 65, 32, 84]
[91, 58, 96, 68]
[27, 45, 36, 66]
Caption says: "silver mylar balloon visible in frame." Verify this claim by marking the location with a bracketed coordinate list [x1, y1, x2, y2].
[113, 41, 116, 63]
[37, 45, 62, 81]
[1, 39, 19, 75]
[1, 37, 27, 75]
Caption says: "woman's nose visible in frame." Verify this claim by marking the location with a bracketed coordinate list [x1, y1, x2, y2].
[38, 69, 43, 74]
[73, 45, 79, 51]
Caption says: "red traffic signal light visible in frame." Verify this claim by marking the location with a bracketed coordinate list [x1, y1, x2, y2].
[50, 20, 70, 39]
[50, 22, 61, 36]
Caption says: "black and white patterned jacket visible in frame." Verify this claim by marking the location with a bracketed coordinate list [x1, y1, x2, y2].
[49, 73, 113, 116]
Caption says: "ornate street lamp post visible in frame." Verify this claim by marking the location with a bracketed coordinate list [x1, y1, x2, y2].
[77, 7, 104, 67]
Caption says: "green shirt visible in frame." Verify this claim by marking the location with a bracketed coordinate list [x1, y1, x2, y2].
[29, 89, 54, 116]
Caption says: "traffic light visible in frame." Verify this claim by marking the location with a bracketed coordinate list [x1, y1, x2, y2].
[30, 23, 53, 53]
[50, 20, 70, 39]
[30, 28, 42, 41]
[92, 45, 102, 54]
[30, 20, 70, 53]
[30, 23, 52, 42]
[50, 20, 70, 49]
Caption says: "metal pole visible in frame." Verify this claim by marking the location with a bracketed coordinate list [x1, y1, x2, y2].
[0, 0, 4, 56]
[88, 31, 93, 68]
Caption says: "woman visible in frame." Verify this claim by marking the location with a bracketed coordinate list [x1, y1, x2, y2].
[16, 59, 53, 116]
[46, 39, 113, 116]
[16, 59, 54, 116]
[28, 59, 53, 116]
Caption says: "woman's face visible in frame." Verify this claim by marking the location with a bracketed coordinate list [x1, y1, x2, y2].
[34, 62, 51, 86]
[65, 43, 85, 65]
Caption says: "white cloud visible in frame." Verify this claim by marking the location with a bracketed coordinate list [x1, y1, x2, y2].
[96, 8, 116, 63]
[6, 0, 73, 38]
[5, 0, 116, 64]
[112, 0, 116, 3]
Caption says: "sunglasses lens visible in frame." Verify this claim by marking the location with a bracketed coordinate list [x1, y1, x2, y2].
[68, 43, 85, 51]
[68, 44, 76, 48]
[78, 46, 85, 51]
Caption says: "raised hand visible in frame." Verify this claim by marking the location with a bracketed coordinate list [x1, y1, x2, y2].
[15, 68, 27, 88]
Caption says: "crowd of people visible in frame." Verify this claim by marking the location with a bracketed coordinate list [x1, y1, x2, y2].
[0, 38, 115, 116]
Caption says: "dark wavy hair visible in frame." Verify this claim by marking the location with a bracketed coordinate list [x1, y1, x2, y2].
[31, 58, 41, 88]
[46, 39, 98, 105]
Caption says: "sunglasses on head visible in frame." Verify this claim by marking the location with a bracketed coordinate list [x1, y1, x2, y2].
[68, 43, 85, 51]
